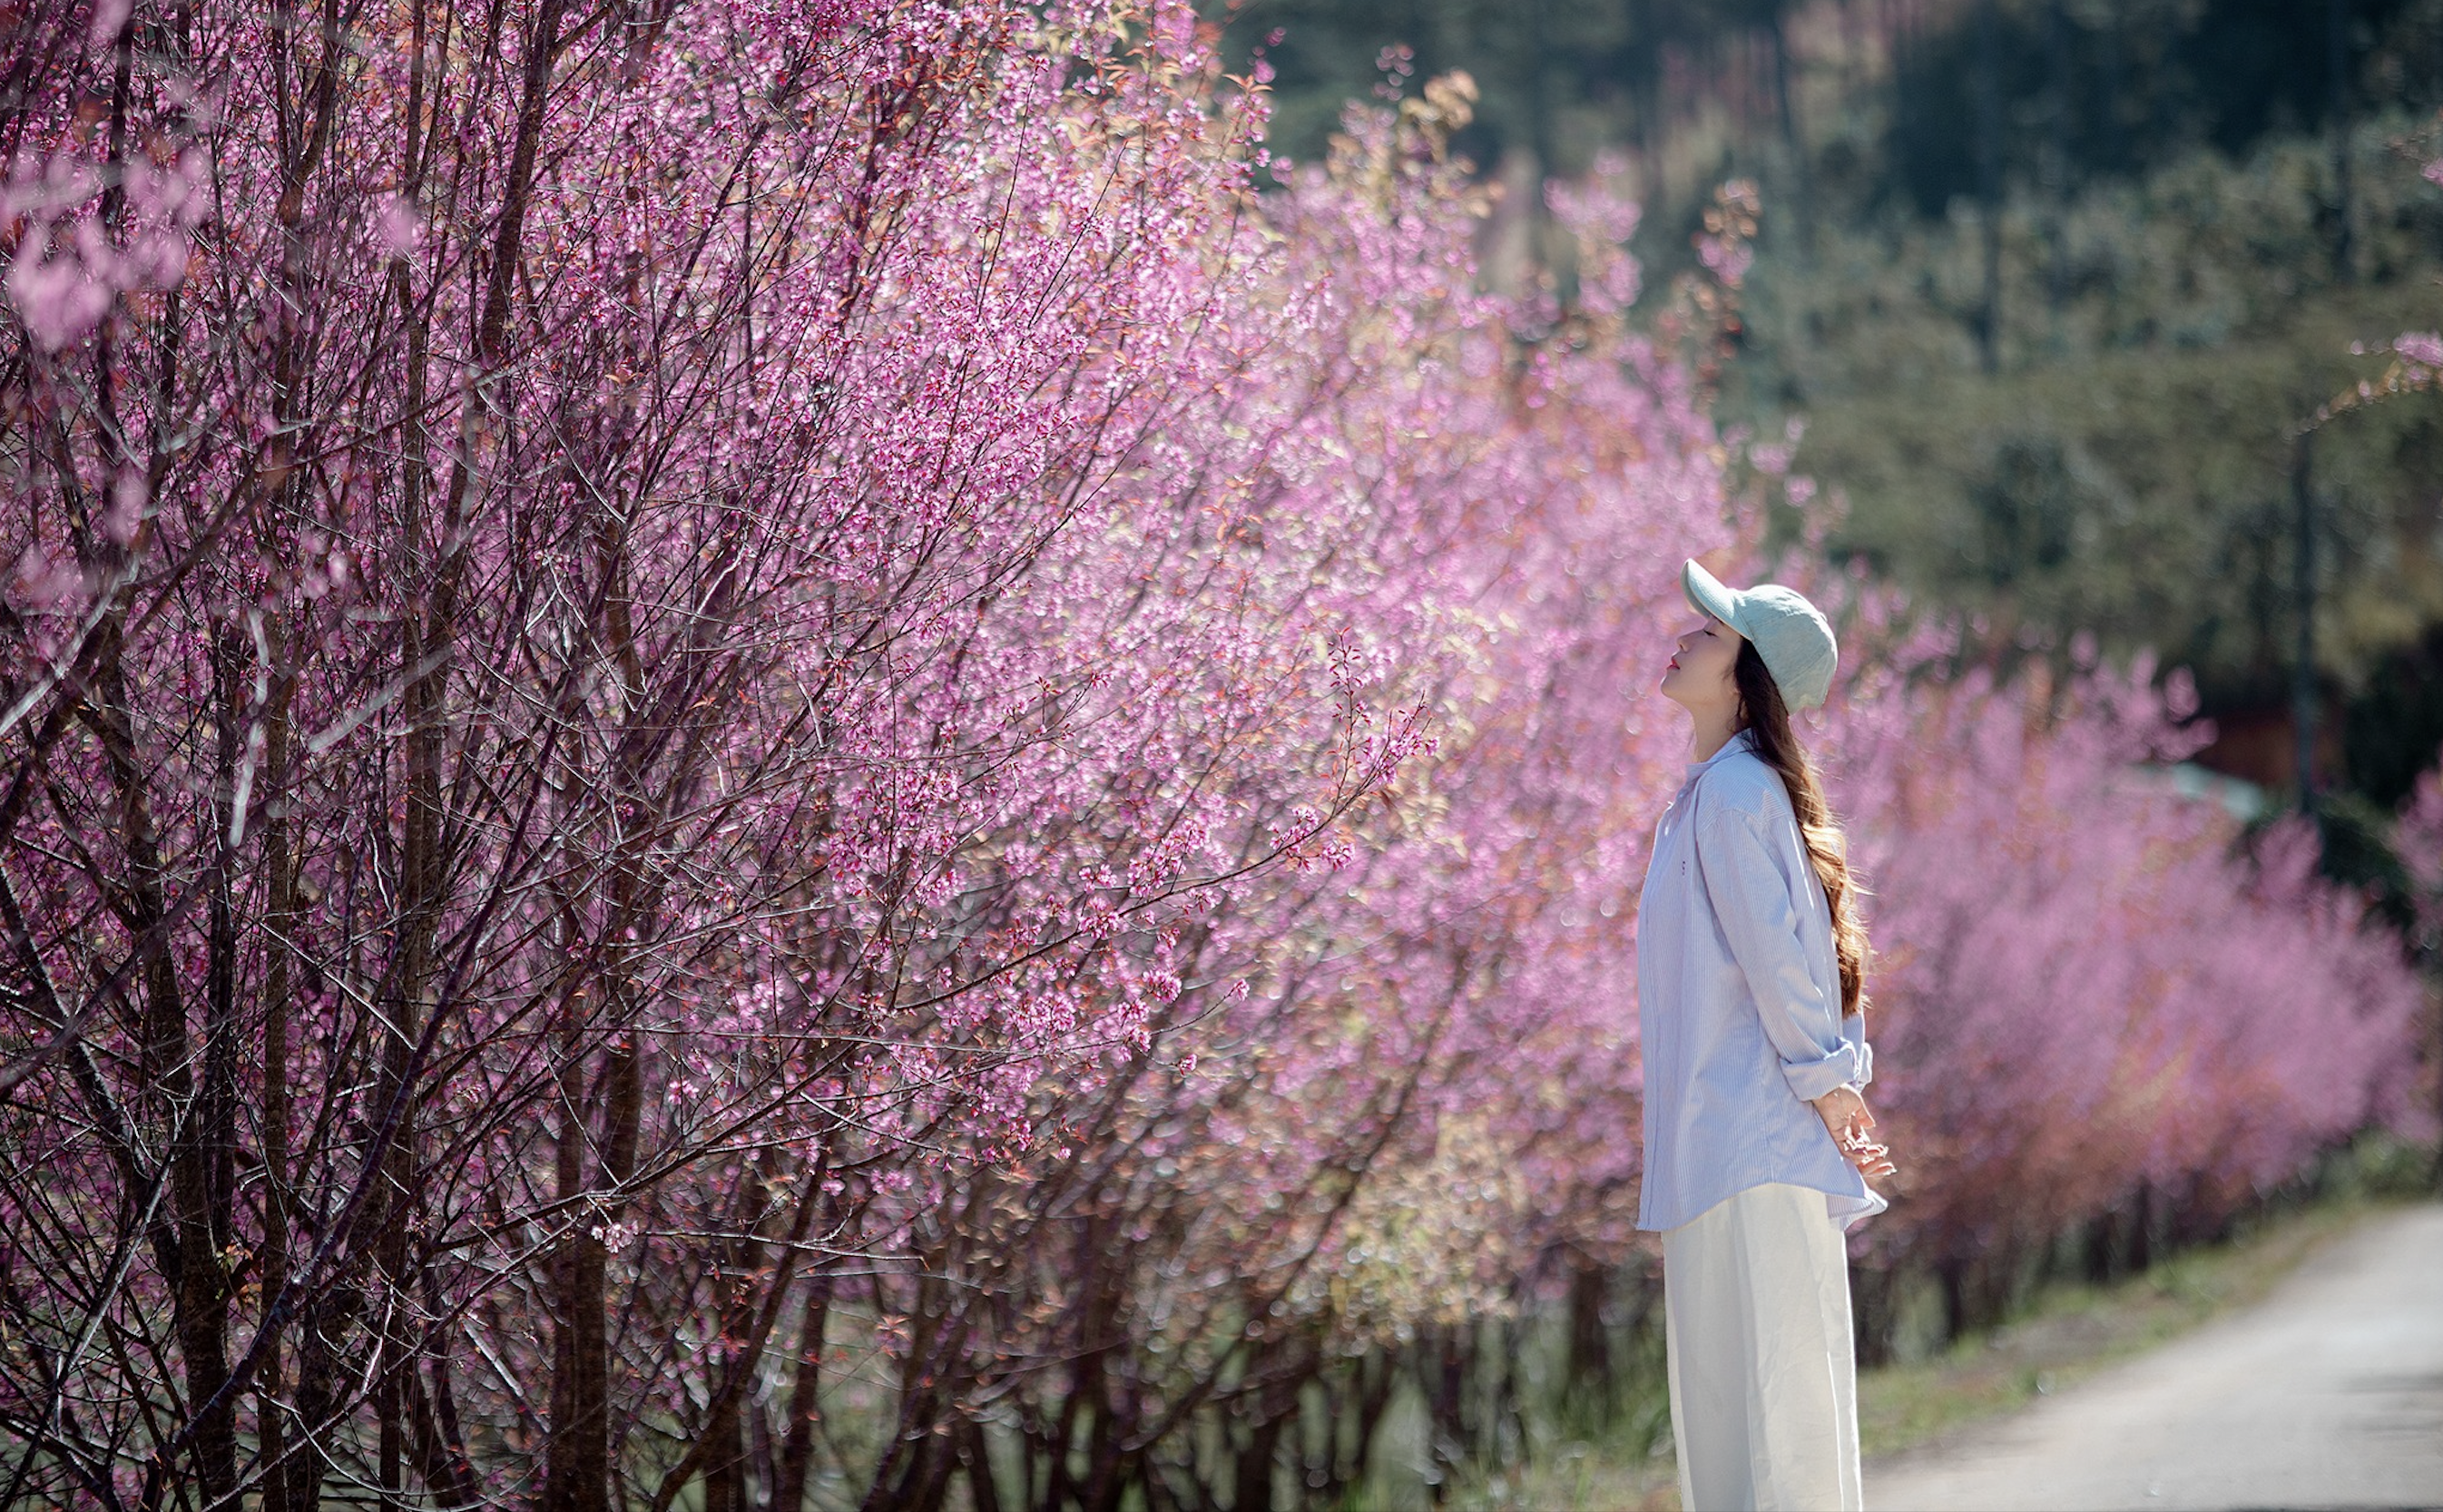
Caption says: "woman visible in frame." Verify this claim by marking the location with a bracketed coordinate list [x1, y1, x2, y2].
[1639, 559, 1895, 1512]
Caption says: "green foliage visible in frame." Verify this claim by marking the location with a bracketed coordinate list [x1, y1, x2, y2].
[1216, 0, 2443, 184]
[1223, 0, 2443, 779]
[1717, 37, 2443, 793]
[1756, 260, 2443, 713]
[2314, 789, 2419, 929]
[2309, 1127, 2443, 1198]
[1212, 0, 1758, 177]
[1885, 0, 2443, 213]
[2343, 623, 2443, 807]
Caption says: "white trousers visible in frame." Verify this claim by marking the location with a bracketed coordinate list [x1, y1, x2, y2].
[1663, 1183, 1864, 1512]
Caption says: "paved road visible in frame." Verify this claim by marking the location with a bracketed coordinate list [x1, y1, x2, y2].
[1869, 1203, 2443, 1512]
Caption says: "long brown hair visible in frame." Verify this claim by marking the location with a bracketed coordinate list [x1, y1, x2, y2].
[1732, 641, 1870, 1018]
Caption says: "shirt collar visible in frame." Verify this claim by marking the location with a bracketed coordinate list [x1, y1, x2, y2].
[1683, 727, 1757, 781]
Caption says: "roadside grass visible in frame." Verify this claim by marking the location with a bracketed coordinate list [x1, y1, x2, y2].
[1444, 1194, 2406, 1512]
[1851, 1198, 2388, 1462]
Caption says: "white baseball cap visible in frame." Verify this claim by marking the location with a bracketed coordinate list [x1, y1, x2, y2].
[1682, 560, 1839, 711]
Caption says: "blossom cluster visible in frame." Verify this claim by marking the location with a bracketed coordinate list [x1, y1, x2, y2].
[0, 0, 2425, 1505]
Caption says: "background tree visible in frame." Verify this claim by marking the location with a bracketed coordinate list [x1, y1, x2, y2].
[1, 1, 2432, 1508]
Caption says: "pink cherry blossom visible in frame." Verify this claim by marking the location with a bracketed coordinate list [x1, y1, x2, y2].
[0, 0, 2422, 1505]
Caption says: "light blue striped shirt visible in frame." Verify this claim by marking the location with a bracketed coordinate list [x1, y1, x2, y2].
[1634, 730, 1887, 1233]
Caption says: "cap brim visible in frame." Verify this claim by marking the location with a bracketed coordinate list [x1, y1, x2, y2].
[1682, 559, 1743, 627]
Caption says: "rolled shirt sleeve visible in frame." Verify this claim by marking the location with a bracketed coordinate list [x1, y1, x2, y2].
[1693, 798, 1860, 1103]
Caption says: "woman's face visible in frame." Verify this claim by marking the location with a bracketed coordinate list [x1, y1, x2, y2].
[1659, 614, 1743, 714]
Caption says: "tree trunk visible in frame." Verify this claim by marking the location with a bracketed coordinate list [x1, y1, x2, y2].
[2294, 434, 2320, 811]
[1974, 0, 2004, 376]
[2041, 1, 2072, 336]
[1236, 1411, 1283, 1512]
[2329, 0, 2355, 282]
[543, 1032, 612, 1512]
[1565, 1257, 1612, 1394]
[257, 618, 296, 1512]
[1770, 10, 1811, 252]
[772, 1273, 834, 1512]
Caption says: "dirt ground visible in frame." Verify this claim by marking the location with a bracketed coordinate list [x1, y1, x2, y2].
[1867, 1203, 2443, 1512]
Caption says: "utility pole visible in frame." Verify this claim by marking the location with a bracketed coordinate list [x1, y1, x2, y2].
[2293, 431, 2320, 814]
[2329, 0, 2355, 282]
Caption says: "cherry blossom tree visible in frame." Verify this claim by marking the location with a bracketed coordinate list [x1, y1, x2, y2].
[0, 0, 2428, 1507]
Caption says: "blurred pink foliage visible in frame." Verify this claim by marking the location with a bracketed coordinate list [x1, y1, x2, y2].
[0, 0, 2428, 1502]
[1823, 653, 2430, 1281]
[2400, 767, 2443, 949]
